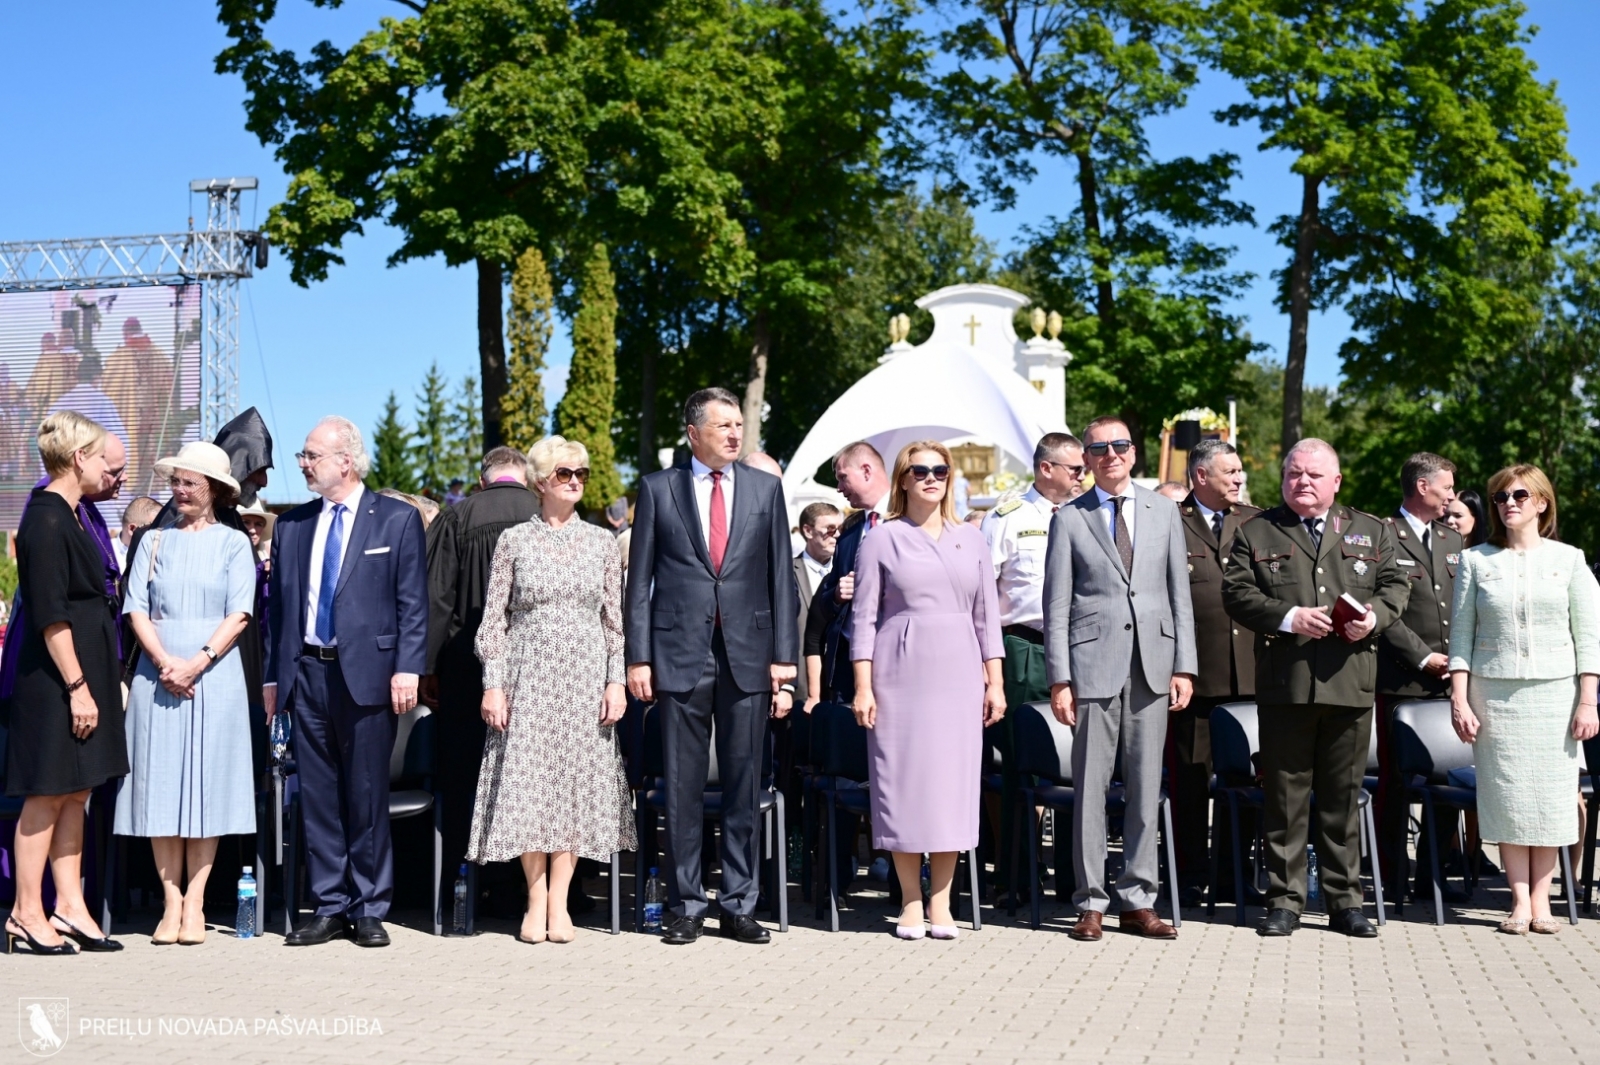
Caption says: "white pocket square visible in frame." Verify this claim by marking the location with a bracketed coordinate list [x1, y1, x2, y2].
[363, 546, 392, 555]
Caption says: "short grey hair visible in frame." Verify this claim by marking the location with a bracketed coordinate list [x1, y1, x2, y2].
[1281, 437, 1339, 475]
[316, 415, 372, 478]
[480, 445, 528, 480]
[1187, 438, 1237, 476]
[1400, 452, 1455, 497]
[1033, 432, 1083, 468]
[683, 387, 741, 429]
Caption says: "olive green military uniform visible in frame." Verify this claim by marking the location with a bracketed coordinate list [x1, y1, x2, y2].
[1222, 504, 1409, 915]
[1170, 494, 1260, 891]
[1374, 511, 1465, 896]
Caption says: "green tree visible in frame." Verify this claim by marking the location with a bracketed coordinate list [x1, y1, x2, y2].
[217, 0, 773, 448]
[554, 243, 624, 510]
[412, 362, 452, 495]
[1231, 357, 1339, 510]
[447, 374, 484, 484]
[502, 246, 553, 453]
[1209, 0, 1574, 456]
[930, 0, 1258, 465]
[370, 391, 418, 493]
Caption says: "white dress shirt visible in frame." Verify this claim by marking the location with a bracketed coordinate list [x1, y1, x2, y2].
[798, 548, 832, 592]
[305, 483, 365, 647]
[1093, 484, 1136, 547]
[1278, 507, 1330, 632]
[689, 456, 734, 553]
[1399, 506, 1431, 546]
[983, 484, 1056, 630]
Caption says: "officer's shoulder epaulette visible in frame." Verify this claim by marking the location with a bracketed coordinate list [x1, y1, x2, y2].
[994, 498, 1023, 517]
[1350, 507, 1385, 524]
[1241, 509, 1269, 524]
[1238, 502, 1263, 516]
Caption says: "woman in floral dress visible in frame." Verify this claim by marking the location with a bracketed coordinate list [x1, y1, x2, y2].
[468, 436, 636, 943]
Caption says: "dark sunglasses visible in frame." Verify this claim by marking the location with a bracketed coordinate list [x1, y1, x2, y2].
[1085, 439, 1134, 457]
[1491, 489, 1533, 505]
[552, 467, 591, 485]
[1043, 460, 1087, 477]
[907, 464, 951, 482]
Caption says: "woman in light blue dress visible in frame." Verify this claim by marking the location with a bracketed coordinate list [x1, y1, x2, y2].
[114, 442, 257, 945]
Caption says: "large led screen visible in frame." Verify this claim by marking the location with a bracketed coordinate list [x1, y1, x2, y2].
[0, 285, 202, 530]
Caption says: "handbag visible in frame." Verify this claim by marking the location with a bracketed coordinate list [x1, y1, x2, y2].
[121, 530, 162, 686]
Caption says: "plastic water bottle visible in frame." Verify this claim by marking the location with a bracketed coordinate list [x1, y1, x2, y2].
[643, 868, 665, 932]
[270, 712, 289, 766]
[1306, 846, 1321, 903]
[235, 873, 257, 939]
[452, 864, 469, 935]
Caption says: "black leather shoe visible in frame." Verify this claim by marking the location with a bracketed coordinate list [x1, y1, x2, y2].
[1257, 908, 1301, 937]
[720, 914, 770, 944]
[353, 917, 390, 947]
[661, 915, 703, 945]
[1328, 907, 1378, 938]
[1179, 884, 1206, 909]
[285, 915, 349, 946]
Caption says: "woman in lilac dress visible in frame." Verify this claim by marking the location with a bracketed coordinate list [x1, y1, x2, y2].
[851, 441, 1005, 940]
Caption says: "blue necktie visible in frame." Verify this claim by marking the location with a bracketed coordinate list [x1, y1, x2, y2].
[315, 503, 345, 643]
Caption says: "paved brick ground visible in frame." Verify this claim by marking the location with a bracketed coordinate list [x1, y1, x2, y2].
[5, 862, 1600, 1065]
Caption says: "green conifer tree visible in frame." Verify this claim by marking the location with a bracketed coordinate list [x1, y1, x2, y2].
[370, 391, 418, 492]
[447, 374, 484, 483]
[502, 246, 552, 453]
[554, 243, 623, 511]
[412, 361, 451, 495]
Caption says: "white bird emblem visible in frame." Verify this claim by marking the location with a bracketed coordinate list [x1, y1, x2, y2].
[26, 1004, 63, 1052]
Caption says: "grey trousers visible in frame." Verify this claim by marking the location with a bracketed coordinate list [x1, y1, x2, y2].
[1071, 652, 1169, 914]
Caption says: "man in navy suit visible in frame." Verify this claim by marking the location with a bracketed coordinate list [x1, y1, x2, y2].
[264, 416, 428, 947]
[626, 387, 798, 945]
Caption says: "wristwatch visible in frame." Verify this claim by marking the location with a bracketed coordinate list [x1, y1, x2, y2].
[201, 645, 219, 662]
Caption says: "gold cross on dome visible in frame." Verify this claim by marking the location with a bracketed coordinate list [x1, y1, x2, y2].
[964, 315, 981, 345]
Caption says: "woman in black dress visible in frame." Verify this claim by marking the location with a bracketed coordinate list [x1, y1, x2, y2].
[4, 411, 127, 955]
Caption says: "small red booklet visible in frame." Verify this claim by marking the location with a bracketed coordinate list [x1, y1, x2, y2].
[1330, 593, 1370, 641]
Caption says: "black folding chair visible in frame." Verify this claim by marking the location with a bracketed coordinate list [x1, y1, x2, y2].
[1209, 701, 1385, 926]
[1008, 700, 1179, 930]
[285, 707, 444, 934]
[1393, 698, 1577, 926]
[632, 704, 788, 933]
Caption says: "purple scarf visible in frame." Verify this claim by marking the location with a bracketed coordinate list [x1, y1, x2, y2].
[0, 481, 123, 702]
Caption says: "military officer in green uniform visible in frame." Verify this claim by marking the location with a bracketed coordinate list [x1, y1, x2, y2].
[1223, 439, 1410, 937]
[1172, 438, 1259, 906]
[981, 432, 1085, 899]
[1375, 452, 1464, 900]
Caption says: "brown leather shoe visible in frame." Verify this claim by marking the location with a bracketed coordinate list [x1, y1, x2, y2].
[1118, 908, 1177, 939]
[1068, 911, 1103, 941]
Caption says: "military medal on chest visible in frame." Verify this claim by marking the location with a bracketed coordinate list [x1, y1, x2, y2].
[1352, 559, 1369, 576]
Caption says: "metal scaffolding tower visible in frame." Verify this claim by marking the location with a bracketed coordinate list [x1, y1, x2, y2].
[0, 178, 267, 437]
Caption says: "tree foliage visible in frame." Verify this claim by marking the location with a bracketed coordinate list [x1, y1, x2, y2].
[411, 361, 452, 494]
[502, 246, 553, 453]
[554, 243, 624, 510]
[370, 390, 418, 494]
[930, 0, 1258, 464]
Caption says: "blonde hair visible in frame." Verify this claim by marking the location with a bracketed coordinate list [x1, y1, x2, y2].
[886, 440, 958, 524]
[527, 435, 590, 487]
[37, 410, 107, 476]
[1486, 464, 1558, 546]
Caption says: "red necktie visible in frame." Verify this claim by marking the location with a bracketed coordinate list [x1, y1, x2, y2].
[709, 470, 728, 573]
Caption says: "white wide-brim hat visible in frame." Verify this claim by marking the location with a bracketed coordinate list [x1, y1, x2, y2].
[154, 441, 242, 494]
[239, 496, 275, 538]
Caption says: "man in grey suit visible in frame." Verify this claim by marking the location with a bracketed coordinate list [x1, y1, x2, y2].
[1043, 416, 1197, 941]
[626, 387, 799, 946]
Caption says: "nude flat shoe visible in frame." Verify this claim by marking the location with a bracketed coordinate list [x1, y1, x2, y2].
[1497, 917, 1529, 935]
[928, 925, 959, 940]
[893, 923, 926, 940]
[1529, 917, 1561, 935]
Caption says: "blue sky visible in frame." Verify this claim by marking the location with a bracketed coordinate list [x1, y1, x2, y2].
[1, 1, 1593, 503]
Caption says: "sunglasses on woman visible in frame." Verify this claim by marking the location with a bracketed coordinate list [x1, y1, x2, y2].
[907, 464, 950, 482]
[1491, 489, 1533, 505]
[552, 467, 591, 485]
[1085, 439, 1134, 457]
